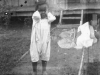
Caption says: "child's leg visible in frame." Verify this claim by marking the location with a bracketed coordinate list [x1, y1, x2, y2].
[32, 62, 38, 75]
[42, 60, 47, 75]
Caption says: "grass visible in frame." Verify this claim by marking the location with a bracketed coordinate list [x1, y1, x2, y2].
[0, 28, 30, 75]
[0, 26, 100, 75]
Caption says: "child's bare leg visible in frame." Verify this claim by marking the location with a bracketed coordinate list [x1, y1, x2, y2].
[42, 60, 47, 75]
[32, 62, 38, 75]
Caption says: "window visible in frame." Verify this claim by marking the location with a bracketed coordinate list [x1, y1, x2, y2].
[68, 0, 80, 3]
[87, 0, 96, 3]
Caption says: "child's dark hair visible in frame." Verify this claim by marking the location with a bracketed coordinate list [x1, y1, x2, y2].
[35, 2, 47, 12]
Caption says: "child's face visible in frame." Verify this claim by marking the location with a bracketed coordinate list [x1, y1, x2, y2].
[40, 12, 47, 19]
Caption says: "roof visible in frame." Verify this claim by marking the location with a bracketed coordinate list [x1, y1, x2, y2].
[49, 3, 100, 10]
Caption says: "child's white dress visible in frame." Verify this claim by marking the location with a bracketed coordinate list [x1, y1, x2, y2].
[30, 11, 56, 62]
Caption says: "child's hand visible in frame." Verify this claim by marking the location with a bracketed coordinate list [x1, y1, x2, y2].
[33, 16, 40, 22]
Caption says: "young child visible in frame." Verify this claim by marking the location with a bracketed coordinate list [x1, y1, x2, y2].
[30, 5, 56, 75]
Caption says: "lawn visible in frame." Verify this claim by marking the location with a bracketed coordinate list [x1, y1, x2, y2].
[0, 26, 100, 75]
[0, 27, 31, 75]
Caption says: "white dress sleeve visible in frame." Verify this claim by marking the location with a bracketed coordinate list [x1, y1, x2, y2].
[47, 12, 56, 22]
[31, 11, 41, 43]
[32, 11, 41, 27]
[32, 11, 41, 19]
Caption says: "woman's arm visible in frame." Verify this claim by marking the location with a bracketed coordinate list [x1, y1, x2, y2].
[75, 26, 81, 43]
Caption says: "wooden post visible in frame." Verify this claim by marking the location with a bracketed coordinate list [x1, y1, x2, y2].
[92, 14, 97, 26]
[11, 0, 13, 7]
[80, 10, 84, 25]
[59, 10, 63, 24]
[78, 48, 85, 75]
[18, 0, 19, 6]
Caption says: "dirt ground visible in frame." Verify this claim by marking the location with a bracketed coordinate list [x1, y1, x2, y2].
[0, 26, 100, 75]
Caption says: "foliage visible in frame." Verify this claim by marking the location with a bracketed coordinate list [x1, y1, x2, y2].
[0, 0, 11, 28]
[24, 17, 32, 28]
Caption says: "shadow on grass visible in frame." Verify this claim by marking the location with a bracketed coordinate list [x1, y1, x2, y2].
[83, 59, 100, 75]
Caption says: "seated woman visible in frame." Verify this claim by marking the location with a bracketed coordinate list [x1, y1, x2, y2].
[75, 22, 97, 49]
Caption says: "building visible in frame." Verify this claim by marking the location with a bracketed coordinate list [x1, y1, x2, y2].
[0, 0, 99, 27]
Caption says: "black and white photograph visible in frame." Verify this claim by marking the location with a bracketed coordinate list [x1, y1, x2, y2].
[0, 0, 100, 75]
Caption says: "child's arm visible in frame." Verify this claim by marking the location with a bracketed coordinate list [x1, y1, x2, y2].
[31, 11, 41, 42]
[76, 26, 81, 37]
[47, 12, 56, 23]
[32, 11, 41, 22]
[75, 26, 81, 43]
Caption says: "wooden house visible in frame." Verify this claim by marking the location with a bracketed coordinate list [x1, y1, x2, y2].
[46, 0, 100, 28]
[0, 0, 100, 27]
